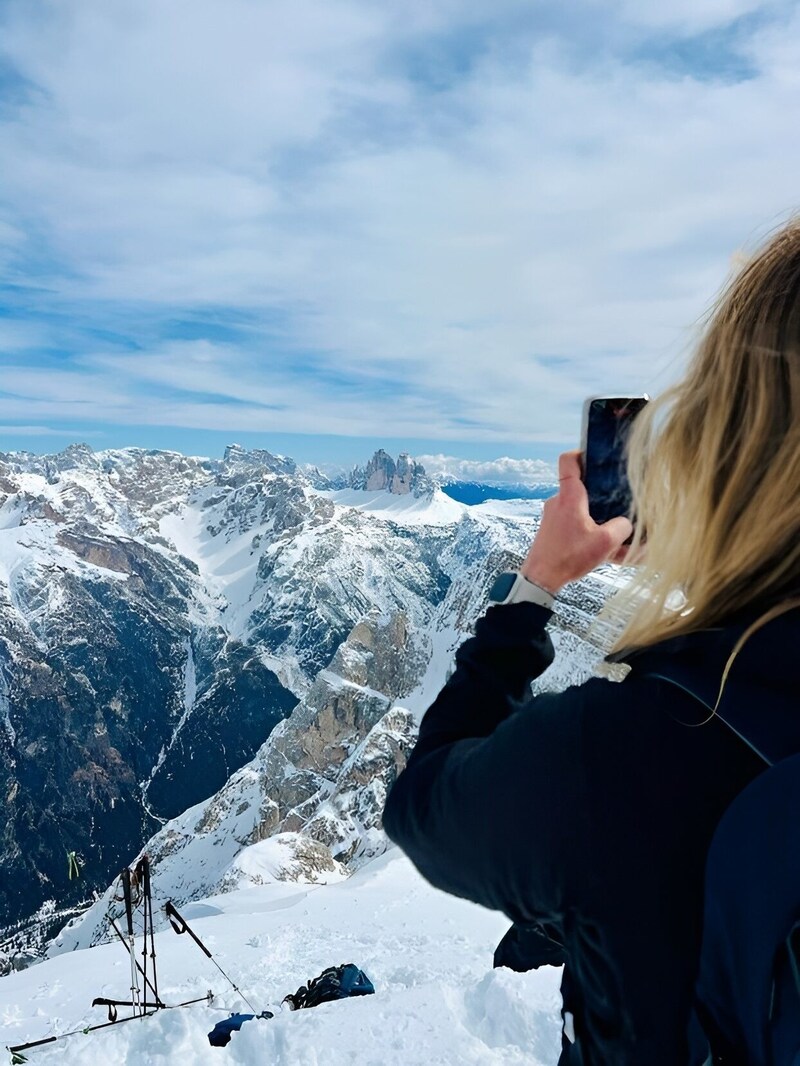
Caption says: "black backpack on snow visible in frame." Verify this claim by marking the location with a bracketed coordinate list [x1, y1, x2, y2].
[282, 963, 375, 1011]
[208, 964, 374, 1046]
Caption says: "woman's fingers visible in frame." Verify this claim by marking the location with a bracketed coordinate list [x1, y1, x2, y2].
[520, 452, 635, 593]
[557, 450, 583, 480]
[556, 450, 588, 507]
[601, 515, 634, 553]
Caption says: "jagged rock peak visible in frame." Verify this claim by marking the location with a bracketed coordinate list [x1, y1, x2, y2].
[0, 442, 99, 480]
[350, 450, 432, 497]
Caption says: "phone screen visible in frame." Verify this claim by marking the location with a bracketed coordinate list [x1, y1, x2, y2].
[582, 396, 649, 525]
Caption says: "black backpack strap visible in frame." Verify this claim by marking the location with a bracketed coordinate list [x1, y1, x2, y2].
[639, 601, 800, 768]
[642, 669, 772, 767]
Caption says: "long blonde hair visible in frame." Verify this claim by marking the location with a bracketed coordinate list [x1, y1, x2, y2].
[610, 220, 800, 652]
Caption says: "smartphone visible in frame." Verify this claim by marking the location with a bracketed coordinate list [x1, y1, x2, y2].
[580, 395, 649, 525]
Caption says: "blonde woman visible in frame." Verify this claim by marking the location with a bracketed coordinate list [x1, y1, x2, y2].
[383, 221, 800, 1064]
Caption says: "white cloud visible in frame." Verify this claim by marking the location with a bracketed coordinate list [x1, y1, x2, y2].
[1, 0, 799, 444]
[0, 425, 98, 437]
[604, 0, 768, 33]
[417, 454, 557, 484]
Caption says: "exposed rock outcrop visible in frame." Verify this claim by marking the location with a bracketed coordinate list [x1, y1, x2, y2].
[350, 450, 432, 497]
[49, 610, 423, 951]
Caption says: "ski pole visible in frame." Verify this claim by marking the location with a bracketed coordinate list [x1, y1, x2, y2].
[164, 901, 257, 1013]
[108, 916, 163, 1007]
[121, 868, 142, 1017]
[91, 997, 162, 1022]
[7, 992, 213, 1057]
[136, 856, 160, 1009]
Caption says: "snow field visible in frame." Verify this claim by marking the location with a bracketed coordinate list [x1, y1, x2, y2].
[2, 851, 563, 1064]
[321, 488, 466, 526]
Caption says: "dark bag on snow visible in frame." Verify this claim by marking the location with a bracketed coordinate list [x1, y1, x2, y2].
[282, 963, 375, 1011]
[208, 1010, 274, 1048]
[207, 964, 374, 1047]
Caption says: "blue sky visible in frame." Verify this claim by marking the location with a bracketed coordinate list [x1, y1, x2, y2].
[1, 0, 799, 478]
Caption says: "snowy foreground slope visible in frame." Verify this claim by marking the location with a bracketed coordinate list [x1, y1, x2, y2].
[2, 850, 563, 1065]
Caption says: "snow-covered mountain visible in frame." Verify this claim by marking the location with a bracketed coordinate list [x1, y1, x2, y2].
[0, 443, 616, 963]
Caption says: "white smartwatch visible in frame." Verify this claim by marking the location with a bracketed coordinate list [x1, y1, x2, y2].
[487, 571, 555, 610]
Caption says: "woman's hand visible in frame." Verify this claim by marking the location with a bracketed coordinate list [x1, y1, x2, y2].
[520, 451, 633, 595]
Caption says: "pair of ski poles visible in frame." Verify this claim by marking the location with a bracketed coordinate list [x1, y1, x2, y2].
[7, 862, 257, 1060]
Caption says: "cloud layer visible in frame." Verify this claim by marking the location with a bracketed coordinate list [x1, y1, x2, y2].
[417, 454, 556, 485]
[1, 0, 799, 449]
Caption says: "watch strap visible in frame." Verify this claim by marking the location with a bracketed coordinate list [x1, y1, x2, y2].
[489, 571, 555, 610]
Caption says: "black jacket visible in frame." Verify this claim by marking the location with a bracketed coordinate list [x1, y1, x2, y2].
[383, 602, 800, 1064]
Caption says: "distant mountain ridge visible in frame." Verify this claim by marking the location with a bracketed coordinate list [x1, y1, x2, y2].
[441, 481, 557, 506]
[306, 453, 559, 505]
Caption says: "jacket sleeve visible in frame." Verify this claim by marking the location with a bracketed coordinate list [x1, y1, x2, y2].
[382, 602, 591, 923]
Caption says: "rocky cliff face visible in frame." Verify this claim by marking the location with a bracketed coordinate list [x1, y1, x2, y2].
[0, 443, 618, 963]
[0, 447, 301, 946]
[350, 450, 432, 497]
[50, 608, 425, 951]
